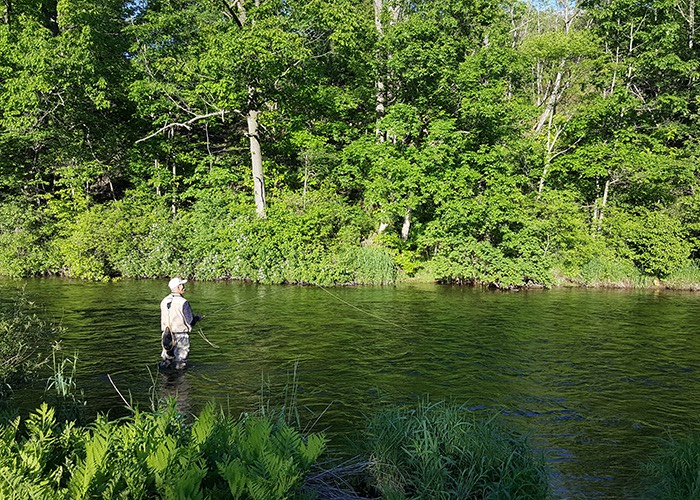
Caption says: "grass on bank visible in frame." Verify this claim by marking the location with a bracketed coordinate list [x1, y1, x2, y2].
[361, 401, 551, 499]
[642, 430, 700, 500]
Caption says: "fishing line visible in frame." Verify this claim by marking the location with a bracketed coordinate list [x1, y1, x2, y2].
[197, 328, 219, 349]
[207, 294, 266, 316]
[196, 289, 281, 348]
[314, 284, 414, 334]
[197, 283, 412, 348]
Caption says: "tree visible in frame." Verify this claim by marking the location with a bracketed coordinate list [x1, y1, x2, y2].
[0, 0, 134, 211]
[130, 0, 311, 218]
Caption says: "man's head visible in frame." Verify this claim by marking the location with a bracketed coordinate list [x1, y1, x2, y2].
[168, 277, 188, 292]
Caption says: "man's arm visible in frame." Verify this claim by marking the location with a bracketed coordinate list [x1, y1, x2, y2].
[183, 300, 201, 327]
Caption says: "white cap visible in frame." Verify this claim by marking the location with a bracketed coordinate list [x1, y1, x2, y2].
[168, 277, 187, 290]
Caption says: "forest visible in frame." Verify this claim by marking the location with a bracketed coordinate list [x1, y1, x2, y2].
[1, 0, 699, 287]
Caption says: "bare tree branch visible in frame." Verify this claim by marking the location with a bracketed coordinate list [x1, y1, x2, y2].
[135, 110, 232, 144]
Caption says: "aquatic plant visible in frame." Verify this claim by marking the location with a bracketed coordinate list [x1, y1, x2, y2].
[363, 401, 550, 499]
[0, 292, 64, 395]
[46, 349, 79, 399]
[0, 400, 326, 499]
[45, 348, 86, 423]
[642, 430, 700, 499]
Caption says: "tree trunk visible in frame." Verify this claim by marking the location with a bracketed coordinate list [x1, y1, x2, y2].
[374, 0, 387, 140]
[600, 177, 611, 220]
[534, 60, 565, 133]
[537, 111, 564, 197]
[691, 0, 696, 49]
[676, 0, 696, 48]
[247, 108, 266, 218]
[226, 0, 267, 218]
[2, 0, 11, 26]
[401, 207, 411, 240]
[373, 0, 400, 141]
[171, 160, 177, 215]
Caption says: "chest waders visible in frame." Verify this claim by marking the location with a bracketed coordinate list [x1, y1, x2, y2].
[162, 299, 176, 354]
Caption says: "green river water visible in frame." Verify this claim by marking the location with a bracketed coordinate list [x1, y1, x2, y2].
[2, 278, 700, 498]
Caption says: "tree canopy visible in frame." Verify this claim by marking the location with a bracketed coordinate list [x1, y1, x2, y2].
[1, 0, 698, 287]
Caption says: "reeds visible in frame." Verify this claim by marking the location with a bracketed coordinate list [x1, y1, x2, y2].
[642, 430, 700, 499]
[363, 400, 551, 499]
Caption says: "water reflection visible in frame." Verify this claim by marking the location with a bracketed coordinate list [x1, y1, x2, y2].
[2, 278, 699, 499]
[159, 369, 192, 415]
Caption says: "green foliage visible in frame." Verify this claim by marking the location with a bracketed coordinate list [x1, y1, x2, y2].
[0, 400, 326, 499]
[642, 430, 700, 499]
[55, 196, 175, 280]
[0, 292, 63, 395]
[0, 202, 54, 277]
[363, 401, 550, 499]
[1, 0, 699, 288]
[573, 255, 654, 288]
[602, 209, 691, 277]
[662, 260, 700, 290]
[186, 190, 395, 285]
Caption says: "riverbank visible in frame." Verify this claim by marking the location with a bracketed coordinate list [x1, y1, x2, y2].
[406, 262, 700, 291]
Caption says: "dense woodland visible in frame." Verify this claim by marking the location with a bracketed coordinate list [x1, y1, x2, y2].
[1, 0, 698, 287]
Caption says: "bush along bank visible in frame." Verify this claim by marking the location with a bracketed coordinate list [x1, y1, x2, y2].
[1, 192, 700, 290]
[0, 293, 63, 397]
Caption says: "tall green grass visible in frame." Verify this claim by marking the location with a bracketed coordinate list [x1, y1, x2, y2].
[662, 260, 700, 290]
[362, 401, 551, 499]
[568, 256, 656, 288]
[642, 430, 700, 499]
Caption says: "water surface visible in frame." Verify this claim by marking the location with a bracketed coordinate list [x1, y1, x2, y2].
[3, 278, 700, 498]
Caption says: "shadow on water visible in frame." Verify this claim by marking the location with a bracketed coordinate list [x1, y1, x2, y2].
[2, 277, 700, 499]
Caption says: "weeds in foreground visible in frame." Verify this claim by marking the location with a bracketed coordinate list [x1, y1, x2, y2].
[642, 430, 700, 499]
[362, 400, 551, 499]
[0, 291, 63, 395]
[0, 400, 326, 499]
[44, 346, 86, 423]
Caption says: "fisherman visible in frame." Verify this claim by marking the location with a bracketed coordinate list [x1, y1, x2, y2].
[160, 277, 202, 370]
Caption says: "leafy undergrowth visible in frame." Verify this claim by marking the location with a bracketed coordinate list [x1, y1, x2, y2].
[0, 401, 325, 499]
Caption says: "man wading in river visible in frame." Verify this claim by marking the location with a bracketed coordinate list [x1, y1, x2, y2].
[160, 277, 203, 370]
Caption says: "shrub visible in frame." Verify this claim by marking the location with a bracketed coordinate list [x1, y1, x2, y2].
[663, 260, 700, 290]
[362, 401, 550, 499]
[0, 202, 54, 277]
[0, 292, 63, 395]
[55, 196, 174, 280]
[603, 209, 691, 278]
[0, 401, 326, 499]
[574, 254, 654, 288]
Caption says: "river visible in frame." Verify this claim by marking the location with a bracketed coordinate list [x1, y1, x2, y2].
[2, 278, 699, 498]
